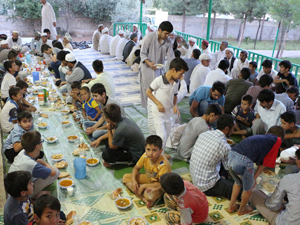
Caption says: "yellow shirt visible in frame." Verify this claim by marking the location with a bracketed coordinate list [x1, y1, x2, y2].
[136, 153, 171, 183]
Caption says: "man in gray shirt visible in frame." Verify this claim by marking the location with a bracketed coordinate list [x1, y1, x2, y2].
[183, 49, 201, 92]
[275, 86, 298, 111]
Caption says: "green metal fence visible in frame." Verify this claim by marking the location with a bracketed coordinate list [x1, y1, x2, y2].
[113, 23, 300, 79]
[113, 22, 148, 37]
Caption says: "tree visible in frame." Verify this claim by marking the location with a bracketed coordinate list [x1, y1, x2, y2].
[210, 0, 228, 39]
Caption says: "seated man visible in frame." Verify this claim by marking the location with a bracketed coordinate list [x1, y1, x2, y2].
[30, 31, 42, 55]
[275, 86, 298, 111]
[253, 89, 286, 135]
[223, 48, 236, 77]
[210, 41, 227, 70]
[201, 40, 211, 55]
[99, 27, 112, 54]
[109, 30, 124, 57]
[190, 81, 225, 117]
[248, 61, 259, 83]
[250, 148, 300, 225]
[274, 60, 298, 93]
[90, 103, 145, 168]
[183, 37, 199, 59]
[115, 31, 130, 60]
[281, 111, 300, 148]
[123, 33, 137, 62]
[231, 50, 249, 79]
[253, 59, 278, 87]
[183, 49, 201, 92]
[0, 40, 9, 52]
[63, 33, 73, 52]
[7, 31, 22, 48]
[190, 114, 237, 199]
[177, 104, 222, 159]
[130, 24, 142, 42]
[204, 59, 231, 86]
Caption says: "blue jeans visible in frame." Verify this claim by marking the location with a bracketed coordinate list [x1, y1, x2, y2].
[189, 99, 209, 117]
[51, 61, 61, 79]
[83, 121, 107, 141]
[228, 151, 255, 191]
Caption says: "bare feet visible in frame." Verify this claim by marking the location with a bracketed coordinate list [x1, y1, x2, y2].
[142, 197, 154, 208]
[237, 205, 253, 216]
[102, 161, 112, 168]
[227, 204, 240, 213]
[163, 153, 171, 160]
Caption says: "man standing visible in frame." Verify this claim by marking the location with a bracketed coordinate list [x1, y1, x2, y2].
[139, 21, 174, 108]
[40, 0, 57, 39]
[92, 24, 104, 51]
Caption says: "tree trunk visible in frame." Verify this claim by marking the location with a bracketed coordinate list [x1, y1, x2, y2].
[276, 25, 285, 58]
[259, 14, 265, 41]
[238, 14, 247, 48]
[182, 9, 186, 32]
[254, 18, 261, 49]
[236, 19, 243, 41]
[210, 12, 216, 39]
[279, 28, 289, 59]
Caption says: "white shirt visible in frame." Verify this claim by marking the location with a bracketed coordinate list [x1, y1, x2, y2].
[100, 34, 112, 54]
[233, 59, 249, 73]
[204, 68, 232, 86]
[210, 50, 225, 70]
[41, 2, 57, 37]
[184, 44, 200, 59]
[0, 100, 18, 133]
[1, 72, 16, 98]
[115, 38, 128, 60]
[64, 43, 73, 52]
[82, 71, 115, 98]
[7, 37, 22, 48]
[109, 35, 121, 56]
[254, 99, 286, 130]
[256, 69, 278, 87]
[190, 64, 211, 94]
[202, 47, 211, 55]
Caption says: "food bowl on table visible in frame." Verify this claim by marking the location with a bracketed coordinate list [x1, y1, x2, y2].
[32, 90, 39, 95]
[51, 154, 64, 161]
[59, 178, 74, 189]
[227, 139, 234, 145]
[46, 136, 58, 143]
[115, 197, 132, 210]
[27, 82, 33, 87]
[128, 217, 147, 225]
[35, 80, 42, 85]
[41, 77, 48, 82]
[41, 82, 48, 87]
[62, 120, 71, 127]
[48, 97, 57, 102]
[52, 93, 59, 98]
[37, 122, 48, 129]
[54, 103, 64, 109]
[78, 221, 92, 225]
[49, 89, 56, 93]
[61, 110, 70, 115]
[155, 64, 164, 69]
[67, 135, 78, 142]
[28, 96, 36, 102]
[86, 158, 99, 167]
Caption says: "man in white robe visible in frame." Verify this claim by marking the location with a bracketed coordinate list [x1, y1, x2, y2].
[130, 24, 142, 42]
[115, 31, 130, 60]
[126, 40, 142, 66]
[109, 30, 124, 57]
[184, 37, 199, 59]
[210, 41, 228, 70]
[31, 31, 42, 54]
[40, 0, 57, 38]
[231, 50, 249, 79]
[63, 33, 73, 52]
[99, 27, 112, 54]
[92, 24, 104, 51]
[139, 21, 174, 108]
[7, 31, 22, 48]
[201, 40, 211, 55]
[224, 48, 236, 78]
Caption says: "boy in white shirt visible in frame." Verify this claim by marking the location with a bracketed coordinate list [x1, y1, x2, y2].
[1, 61, 17, 102]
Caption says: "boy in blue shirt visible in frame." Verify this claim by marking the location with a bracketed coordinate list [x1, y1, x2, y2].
[80, 86, 101, 121]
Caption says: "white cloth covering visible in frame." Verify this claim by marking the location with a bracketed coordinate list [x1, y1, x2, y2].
[99, 34, 112, 54]
[109, 34, 121, 57]
[204, 68, 232, 86]
[231, 59, 249, 79]
[115, 38, 128, 60]
[7, 37, 22, 48]
[190, 64, 211, 94]
[184, 44, 200, 59]
[210, 50, 225, 70]
[41, 2, 57, 37]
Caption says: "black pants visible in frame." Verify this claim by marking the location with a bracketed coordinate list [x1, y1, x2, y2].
[5, 148, 45, 163]
[102, 142, 133, 164]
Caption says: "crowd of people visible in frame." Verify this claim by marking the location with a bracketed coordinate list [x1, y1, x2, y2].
[1, 13, 300, 225]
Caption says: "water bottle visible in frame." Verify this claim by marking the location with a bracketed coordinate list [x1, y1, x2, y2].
[74, 158, 86, 179]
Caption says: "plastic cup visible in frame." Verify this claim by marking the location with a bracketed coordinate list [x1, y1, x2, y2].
[74, 158, 86, 179]
[67, 187, 74, 196]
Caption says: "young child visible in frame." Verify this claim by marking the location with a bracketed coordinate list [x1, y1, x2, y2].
[232, 94, 256, 139]
[4, 171, 34, 225]
[160, 173, 208, 225]
[3, 110, 44, 163]
[123, 135, 171, 208]
[80, 86, 101, 122]
[85, 83, 126, 140]
[70, 81, 83, 110]
[248, 61, 258, 84]
[0, 87, 22, 133]
[274, 60, 298, 92]
[1, 61, 17, 102]
[9, 130, 60, 197]
[15, 59, 30, 81]
[146, 58, 189, 149]
[280, 111, 300, 148]
[227, 126, 285, 215]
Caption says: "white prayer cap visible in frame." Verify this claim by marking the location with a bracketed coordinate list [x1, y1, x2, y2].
[12, 31, 19, 34]
[102, 27, 109, 34]
[188, 37, 196, 43]
[98, 24, 103, 28]
[12, 45, 22, 52]
[118, 30, 125, 35]
[0, 40, 8, 45]
[149, 25, 156, 32]
[133, 24, 138, 28]
[124, 30, 131, 39]
[65, 53, 76, 62]
[225, 48, 234, 54]
[147, 23, 151, 27]
[171, 31, 176, 35]
[41, 33, 48, 37]
[64, 33, 72, 42]
[200, 54, 212, 61]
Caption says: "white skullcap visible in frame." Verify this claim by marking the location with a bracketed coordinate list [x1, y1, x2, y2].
[225, 48, 234, 54]
[139, 39, 143, 46]
[171, 31, 176, 35]
[200, 54, 212, 61]
[149, 25, 156, 32]
[64, 33, 72, 42]
[124, 30, 131, 39]
[133, 24, 138, 28]
[98, 24, 103, 28]
[65, 53, 76, 62]
[102, 27, 109, 34]
[0, 40, 8, 45]
[41, 33, 48, 37]
[147, 23, 151, 27]
[12, 45, 22, 51]
[188, 37, 196, 43]
[118, 30, 125, 35]
[12, 31, 19, 34]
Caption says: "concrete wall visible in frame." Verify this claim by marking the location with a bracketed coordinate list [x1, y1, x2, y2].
[168, 15, 300, 41]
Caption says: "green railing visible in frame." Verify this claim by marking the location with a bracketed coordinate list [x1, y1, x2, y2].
[113, 22, 148, 37]
[114, 23, 300, 79]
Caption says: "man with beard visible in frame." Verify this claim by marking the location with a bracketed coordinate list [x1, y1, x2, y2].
[7, 31, 22, 48]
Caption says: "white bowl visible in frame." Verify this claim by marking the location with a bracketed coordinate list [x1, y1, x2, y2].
[67, 135, 79, 142]
[61, 121, 71, 127]
[86, 158, 99, 167]
[46, 136, 58, 143]
[59, 178, 74, 189]
[51, 154, 64, 162]
[115, 197, 132, 210]
[61, 110, 70, 115]
[37, 122, 48, 129]
[128, 217, 146, 225]
[35, 80, 41, 85]
[155, 64, 164, 69]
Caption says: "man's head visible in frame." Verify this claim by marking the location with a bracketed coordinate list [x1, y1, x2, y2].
[286, 86, 299, 101]
[261, 59, 272, 74]
[145, 135, 163, 161]
[160, 173, 184, 196]
[98, 24, 104, 32]
[91, 83, 106, 104]
[258, 74, 273, 88]
[7, 50, 18, 61]
[33, 194, 61, 225]
[295, 149, 300, 169]
[169, 31, 176, 40]
[158, 21, 173, 40]
[210, 81, 225, 100]
[220, 41, 228, 51]
[17, 110, 33, 131]
[53, 41, 63, 50]
[4, 61, 18, 74]
[218, 59, 229, 72]
[174, 50, 181, 58]
[168, 58, 189, 80]
[130, 33, 138, 43]
[34, 31, 41, 40]
[201, 40, 209, 50]
[118, 30, 124, 38]
[43, 29, 51, 39]
[4, 171, 33, 198]
[241, 94, 253, 112]
[225, 48, 234, 59]
[41, 33, 48, 43]
[279, 60, 292, 74]
[216, 114, 236, 137]
[56, 50, 69, 64]
[257, 89, 275, 109]
[92, 59, 104, 74]
[0, 40, 9, 49]
[40, 0, 46, 5]
[133, 24, 138, 32]
[15, 59, 22, 72]
[200, 54, 212, 67]
[12, 31, 19, 41]
[239, 67, 251, 80]
[240, 50, 248, 63]
[102, 103, 122, 124]
[80, 86, 91, 102]
[188, 37, 196, 47]
[267, 125, 285, 140]
[41, 44, 52, 54]
[102, 27, 109, 35]
[9, 87, 22, 101]
[280, 111, 296, 131]
[65, 53, 76, 68]
[204, 104, 222, 124]
[21, 131, 43, 157]
[64, 33, 72, 44]
[249, 61, 257, 72]
[192, 49, 201, 60]
[71, 81, 81, 95]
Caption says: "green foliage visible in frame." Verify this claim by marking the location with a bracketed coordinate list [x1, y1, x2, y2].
[159, 0, 203, 16]
[7, 0, 42, 19]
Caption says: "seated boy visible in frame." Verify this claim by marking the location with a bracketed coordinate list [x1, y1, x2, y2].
[9, 131, 60, 197]
[70, 81, 83, 110]
[4, 171, 34, 225]
[85, 83, 126, 140]
[250, 148, 300, 225]
[123, 135, 171, 207]
[274, 60, 298, 93]
[248, 61, 258, 84]
[232, 94, 256, 139]
[280, 111, 300, 148]
[15, 59, 30, 81]
[80, 86, 101, 123]
[228, 126, 285, 215]
[3, 110, 44, 163]
[1, 61, 17, 102]
[161, 173, 208, 225]
[0, 87, 22, 133]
